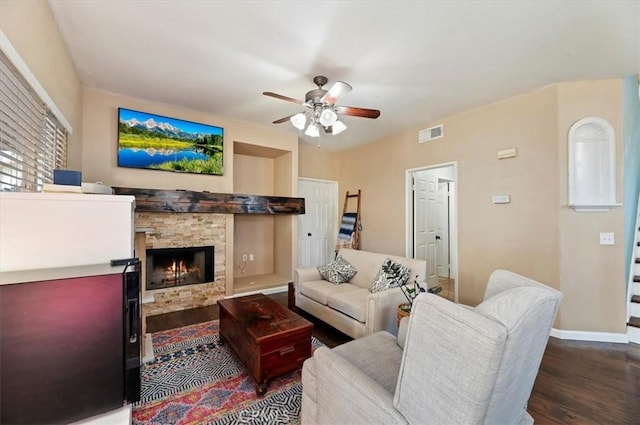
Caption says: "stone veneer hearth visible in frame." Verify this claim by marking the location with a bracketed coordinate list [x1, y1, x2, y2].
[135, 212, 227, 316]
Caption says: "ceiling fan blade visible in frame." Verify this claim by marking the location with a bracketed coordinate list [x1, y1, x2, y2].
[320, 81, 352, 104]
[272, 113, 299, 124]
[263, 91, 305, 105]
[334, 105, 381, 119]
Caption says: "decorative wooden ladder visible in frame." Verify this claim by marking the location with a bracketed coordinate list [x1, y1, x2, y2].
[336, 190, 362, 251]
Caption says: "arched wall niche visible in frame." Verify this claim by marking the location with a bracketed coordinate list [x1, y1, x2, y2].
[568, 117, 620, 212]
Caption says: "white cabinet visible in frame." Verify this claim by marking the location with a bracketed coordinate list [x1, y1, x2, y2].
[0, 192, 135, 272]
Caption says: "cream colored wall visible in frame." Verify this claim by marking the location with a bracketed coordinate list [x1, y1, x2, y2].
[233, 153, 275, 276]
[234, 215, 275, 276]
[81, 88, 297, 192]
[82, 89, 298, 295]
[234, 154, 274, 195]
[337, 86, 560, 305]
[274, 152, 296, 278]
[0, 0, 83, 169]
[299, 143, 339, 181]
[334, 80, 626, 334]
[557, 80, 626, 333]
[232, 147, 298, 282]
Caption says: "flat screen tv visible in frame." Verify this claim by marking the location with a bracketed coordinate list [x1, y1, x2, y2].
[117, 107, 224, 175]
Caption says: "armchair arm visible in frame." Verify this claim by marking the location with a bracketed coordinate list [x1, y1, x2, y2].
[294, 267, 322, 297]
[366, 287, 408, 336]
[397, 317, 409, 349]
[314, 347, 408, 425]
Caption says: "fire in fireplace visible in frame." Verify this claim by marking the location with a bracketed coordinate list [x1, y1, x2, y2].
[146, 246, 214, 290]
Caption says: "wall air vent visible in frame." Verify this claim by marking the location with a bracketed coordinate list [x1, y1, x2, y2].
[418, 124, 444, 143]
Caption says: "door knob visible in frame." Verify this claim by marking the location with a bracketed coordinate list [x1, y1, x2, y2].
[435, 235, 441, 240]
[307, 232, 312, 237]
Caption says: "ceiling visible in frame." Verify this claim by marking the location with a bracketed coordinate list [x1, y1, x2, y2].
[48, 1, 639, 151]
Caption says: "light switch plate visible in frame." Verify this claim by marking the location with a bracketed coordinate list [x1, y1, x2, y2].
[492, 195, 511, 204]
[498, 148, 518, 159]
[599, 232, 614, 245]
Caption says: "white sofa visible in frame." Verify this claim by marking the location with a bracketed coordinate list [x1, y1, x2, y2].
[294, 248, 427, 339]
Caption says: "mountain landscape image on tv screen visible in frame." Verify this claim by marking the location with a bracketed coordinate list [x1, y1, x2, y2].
[117, 108, 223, 175]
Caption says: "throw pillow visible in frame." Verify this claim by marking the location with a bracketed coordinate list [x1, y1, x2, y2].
[317, 255, 358, 284]
[370, 258, 411, 293]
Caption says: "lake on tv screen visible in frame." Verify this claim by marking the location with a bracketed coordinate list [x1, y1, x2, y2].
[118, 148, 208, 168]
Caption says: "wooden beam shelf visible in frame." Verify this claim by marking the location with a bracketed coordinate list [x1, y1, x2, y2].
[113, 187, 305, 215]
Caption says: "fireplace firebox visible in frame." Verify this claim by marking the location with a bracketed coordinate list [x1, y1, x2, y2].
[146, 246, 214, 290]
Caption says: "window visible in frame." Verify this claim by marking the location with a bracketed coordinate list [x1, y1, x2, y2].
[0, 50, 68, 192]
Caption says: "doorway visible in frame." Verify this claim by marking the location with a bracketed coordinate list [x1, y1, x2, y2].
[297, 178, 338, 268]
[405, 163, 457, 302]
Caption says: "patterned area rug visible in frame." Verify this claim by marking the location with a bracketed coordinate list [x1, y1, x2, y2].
[132, 320, 321, 425]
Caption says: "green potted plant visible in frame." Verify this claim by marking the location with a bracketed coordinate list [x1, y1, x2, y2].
[397, 275, 442, 325]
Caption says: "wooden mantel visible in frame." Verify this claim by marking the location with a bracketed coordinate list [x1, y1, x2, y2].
[113, 187, 305, 215]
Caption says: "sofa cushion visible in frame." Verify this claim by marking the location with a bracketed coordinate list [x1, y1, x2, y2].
[327, 288, 370, 322]
[300, 280, 360, 305]
[333, 330, 403, 394]
[370, 258, 411, 293]
[317, 255, 358, 284]
[338, 248, 426, 290]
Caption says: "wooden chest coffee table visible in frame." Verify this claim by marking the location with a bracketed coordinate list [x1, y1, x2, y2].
[218, 293, 313, 395]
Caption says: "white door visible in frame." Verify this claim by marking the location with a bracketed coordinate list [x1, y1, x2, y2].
[297, 179, 337, 268]
[413, 172, 438, 287]
[436, 181, 450, 278]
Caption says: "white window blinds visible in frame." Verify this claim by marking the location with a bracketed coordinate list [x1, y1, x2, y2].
[0, 50, 68, 192]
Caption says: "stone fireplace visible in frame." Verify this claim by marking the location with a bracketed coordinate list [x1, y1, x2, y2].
[135, 212, 226, 316]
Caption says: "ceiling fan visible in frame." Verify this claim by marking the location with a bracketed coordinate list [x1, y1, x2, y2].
[263, 75, 380, 137]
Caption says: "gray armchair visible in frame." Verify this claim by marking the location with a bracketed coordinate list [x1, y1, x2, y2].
[301, 270, 562, 425]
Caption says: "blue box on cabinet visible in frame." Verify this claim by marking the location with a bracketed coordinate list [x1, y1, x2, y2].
[53, 169, 82, 186]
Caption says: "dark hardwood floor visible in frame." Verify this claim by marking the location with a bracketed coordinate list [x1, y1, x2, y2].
[146, 293, 640, 424]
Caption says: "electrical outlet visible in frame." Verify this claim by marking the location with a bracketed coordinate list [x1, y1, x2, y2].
[249, 254, 254, 261]
[242, 254, 248, 262]
[599, 232, 614, 245]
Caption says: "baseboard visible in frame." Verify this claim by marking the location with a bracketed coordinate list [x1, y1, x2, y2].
[226, 285, 288, 298]
[550, 328, 629, 344]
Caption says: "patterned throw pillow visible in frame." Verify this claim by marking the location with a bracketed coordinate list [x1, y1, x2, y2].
[370, 258, 411, 293]
[317, 255, 358, 284]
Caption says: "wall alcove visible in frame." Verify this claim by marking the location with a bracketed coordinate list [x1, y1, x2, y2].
[233, 141, 296, 294]
[568, 117, 620, 212]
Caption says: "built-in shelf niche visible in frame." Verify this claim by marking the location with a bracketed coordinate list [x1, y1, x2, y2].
[568, 117, 621, 212]
[232, 141, 295, 294]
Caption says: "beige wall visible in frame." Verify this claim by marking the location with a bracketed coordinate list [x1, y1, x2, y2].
[0, 0, 83, 169]
[233, 154, 275, 276]
[82, 89, 297, 192]
[337, 86, 560, 306]
[82, 89, 298, 295]
[557, 80, 626, 333]
[299, 144, 339, 181]
[334, 81, 627, 333]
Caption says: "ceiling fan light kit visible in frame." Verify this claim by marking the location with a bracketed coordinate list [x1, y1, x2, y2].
[319, 108, 338, 127]
[332, 120, 347, 135]
[305, 122, 320, 138]
[290, 113, 306, 130]
[264, 75, 380, 139]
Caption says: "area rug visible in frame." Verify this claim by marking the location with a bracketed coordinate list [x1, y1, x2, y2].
[132, 320, 321, 425]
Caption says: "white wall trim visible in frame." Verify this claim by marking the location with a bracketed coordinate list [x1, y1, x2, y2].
[550, 328, 629, 344]
[225, 285, 288, 298]
[405, 161, 458, 302]
[0, 30, 73, 134]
